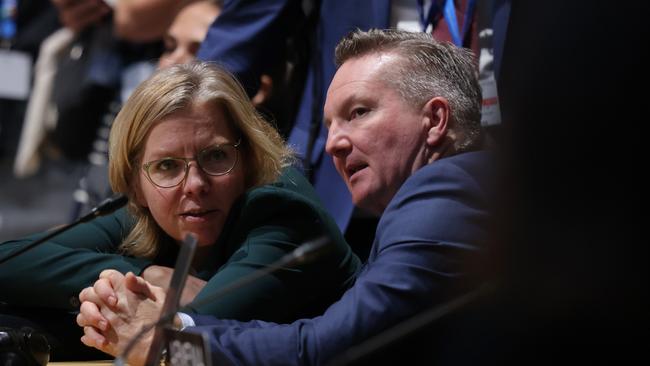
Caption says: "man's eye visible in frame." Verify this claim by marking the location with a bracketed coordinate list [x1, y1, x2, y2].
[350, 108, 369, 120]
[163, 36, 176, 53]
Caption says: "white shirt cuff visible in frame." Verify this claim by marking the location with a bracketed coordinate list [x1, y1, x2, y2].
[176, 312, 195, 330]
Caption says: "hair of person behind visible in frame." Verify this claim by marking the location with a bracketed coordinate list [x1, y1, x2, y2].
[334, 28, 483, 152]
[109, 61, 293, 258]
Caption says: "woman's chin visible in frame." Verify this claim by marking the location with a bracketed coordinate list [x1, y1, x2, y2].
[177, 228, 221, 247]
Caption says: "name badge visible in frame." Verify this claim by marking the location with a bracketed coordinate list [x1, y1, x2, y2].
[164, 328, 212, 366]
[0, 49, 31, 100]
[480, 76, 501, 126]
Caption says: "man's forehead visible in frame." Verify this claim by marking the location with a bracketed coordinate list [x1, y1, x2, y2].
[327, 53, 399, 97]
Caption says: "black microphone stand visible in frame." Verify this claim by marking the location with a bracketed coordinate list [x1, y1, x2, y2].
[0, 194, 128, 265]
[143, 233, 197, 366]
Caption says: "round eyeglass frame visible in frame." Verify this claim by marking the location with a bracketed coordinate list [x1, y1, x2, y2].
[141, 139, 241, 188]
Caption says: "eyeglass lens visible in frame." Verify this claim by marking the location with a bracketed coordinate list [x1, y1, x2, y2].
[147, 144, 238, 187]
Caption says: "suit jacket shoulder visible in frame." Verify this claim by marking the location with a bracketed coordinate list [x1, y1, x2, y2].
[374, 150, 495, 256]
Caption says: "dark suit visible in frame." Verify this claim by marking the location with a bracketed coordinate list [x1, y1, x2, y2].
[189, 151, 496, 365]
[0, 167, 359, 323]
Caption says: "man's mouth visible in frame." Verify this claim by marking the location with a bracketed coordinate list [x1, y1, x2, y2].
[347, 163, 368, 179]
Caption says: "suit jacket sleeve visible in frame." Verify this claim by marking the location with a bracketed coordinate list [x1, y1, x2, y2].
[0, 207, 151, 309]
[189, 153, 493, 366]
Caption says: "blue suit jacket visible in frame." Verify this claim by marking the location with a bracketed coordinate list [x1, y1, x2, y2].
[190, 151, 496, 365]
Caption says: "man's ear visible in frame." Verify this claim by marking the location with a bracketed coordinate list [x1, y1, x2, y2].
[423, 97, 450, 147]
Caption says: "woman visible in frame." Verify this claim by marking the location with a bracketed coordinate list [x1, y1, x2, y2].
[0, 61, 360, 359]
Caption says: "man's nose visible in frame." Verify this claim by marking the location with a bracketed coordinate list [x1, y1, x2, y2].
[325, 123, 352, 158]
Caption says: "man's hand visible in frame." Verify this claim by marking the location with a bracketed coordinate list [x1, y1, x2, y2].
[51, 0, 111, 33]
[142, 265, 207, 306]
[77, 270, 166, 365]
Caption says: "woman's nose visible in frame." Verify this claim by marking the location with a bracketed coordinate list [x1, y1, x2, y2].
[182, 162, 209, 195]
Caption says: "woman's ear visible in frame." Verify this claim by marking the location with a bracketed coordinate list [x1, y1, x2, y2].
[423, 97, 450, 147]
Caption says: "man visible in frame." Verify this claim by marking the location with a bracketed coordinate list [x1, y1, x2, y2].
[77, 29, 496, 365]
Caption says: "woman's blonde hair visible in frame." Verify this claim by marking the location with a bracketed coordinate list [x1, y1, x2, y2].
[109, 61, 293, 258]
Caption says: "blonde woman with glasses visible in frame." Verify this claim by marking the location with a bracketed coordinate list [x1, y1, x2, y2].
[0, 61, 359, 361]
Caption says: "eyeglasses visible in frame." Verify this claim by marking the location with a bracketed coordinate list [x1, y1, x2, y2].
[142, 139, 241, 188]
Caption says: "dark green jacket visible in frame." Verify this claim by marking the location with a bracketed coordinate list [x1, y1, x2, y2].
[0, 168, 360, 322]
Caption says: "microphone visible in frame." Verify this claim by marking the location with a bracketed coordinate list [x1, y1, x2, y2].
[288, 236, 331, 265]
[0, 193, 128, 265]
[114, 236, 332, 365]
[0, 327, 50, 366]
[144, 233, 197, 366]
[79, 194, 128, 223]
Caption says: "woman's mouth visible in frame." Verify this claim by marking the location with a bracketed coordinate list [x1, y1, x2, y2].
[180, 209, 218, 222]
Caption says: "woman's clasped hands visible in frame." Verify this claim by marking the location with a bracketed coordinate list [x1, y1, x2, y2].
[76, 269, 167, 365]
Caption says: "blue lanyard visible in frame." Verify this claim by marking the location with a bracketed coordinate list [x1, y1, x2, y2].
[1, 0, 17, 43]
[418, 0, 476, 47]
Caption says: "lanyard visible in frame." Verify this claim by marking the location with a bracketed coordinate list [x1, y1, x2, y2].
[418, 0, 476, 47]
[1, 0, 17, 46]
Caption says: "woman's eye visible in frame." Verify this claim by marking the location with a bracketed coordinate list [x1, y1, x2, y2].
[155, 159, 180, 172]
[206, 148, 227, 161]
[201, 148, 228, 164]
[163, 35, 176, 54]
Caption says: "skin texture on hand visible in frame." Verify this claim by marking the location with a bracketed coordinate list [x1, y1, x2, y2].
[142, 265, 207, 306]
[51, 0, 111, 33]
[77, 270, 167, 365]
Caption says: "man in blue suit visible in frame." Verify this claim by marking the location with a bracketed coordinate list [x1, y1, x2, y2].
[77, 29, 497, 365]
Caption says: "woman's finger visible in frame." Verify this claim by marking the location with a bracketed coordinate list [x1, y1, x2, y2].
[77, 300, 109, 331]
[80, 325, 107, 350]
[93, 277, 118, 307]
[124, 272, 156, 300]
